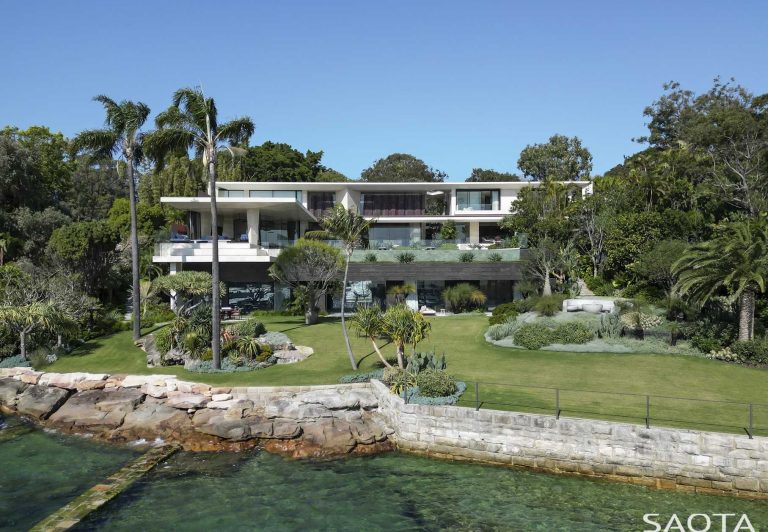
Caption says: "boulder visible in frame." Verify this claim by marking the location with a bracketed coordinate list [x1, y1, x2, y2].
[76, 379, 107, 392]
[15, 385, 70, 419]
[166, 392, 208, 409]
[272, 346, 313, 365]
[300, 419, 357, 453]
[139, 334, 162, 367]
[118, 402, 193, 439]
[19, 371, 43, 385]
[39, 372, 108, 390]
[142, 383, 168, 399]
[297, 389, 375, 410]
[0, 378, 28, 406]
[48, 388, 144, 430]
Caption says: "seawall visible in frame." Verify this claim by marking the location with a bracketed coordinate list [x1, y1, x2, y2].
[370, 380, 768, 500]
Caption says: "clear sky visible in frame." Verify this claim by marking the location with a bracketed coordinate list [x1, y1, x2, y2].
[2, 0, 766, 181]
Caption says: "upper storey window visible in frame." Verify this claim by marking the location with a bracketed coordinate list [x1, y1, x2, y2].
[361, 193, 426, 216]
[307, 191, 336, 217]
[247, 190, 302, 201]
[218, 189, 245, 198]
[456, 189, 500, 211]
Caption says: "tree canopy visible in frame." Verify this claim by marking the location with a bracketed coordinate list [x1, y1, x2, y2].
[517, 134, 592, 181]
[360, 153, 446, 182]
[465, 168, 520, 182]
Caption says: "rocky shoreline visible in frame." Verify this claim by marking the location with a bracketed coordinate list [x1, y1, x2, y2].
[0, 368, 393, 458]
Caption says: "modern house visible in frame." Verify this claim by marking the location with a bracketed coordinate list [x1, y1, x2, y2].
[153, 181, 591, 313]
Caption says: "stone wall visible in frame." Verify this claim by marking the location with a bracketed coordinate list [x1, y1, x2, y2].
[370, 380, 768, 499]
[0, 368, 391, 457]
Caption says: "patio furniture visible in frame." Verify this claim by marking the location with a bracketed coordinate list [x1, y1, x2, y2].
[582, 303, 604, 314]
[220, 306, 233, 320]
[419, 305, 437, 316]
[230, 308, 241, 320]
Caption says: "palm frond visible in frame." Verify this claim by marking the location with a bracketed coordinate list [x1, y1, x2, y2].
[71, 128, 120, 159]
[93, 95, 121, 128]
[143, 128, 195, 166]
[217, 117, 255, 146]
[172, 87, 211, 133]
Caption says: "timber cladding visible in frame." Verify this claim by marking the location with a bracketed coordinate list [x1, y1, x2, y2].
[348, 262, 525, 281]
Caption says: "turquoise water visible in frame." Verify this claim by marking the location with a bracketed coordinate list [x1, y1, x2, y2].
[2, 416, 767, 531]
[0, 416, 139, 531]
[81, 451, 768, 531]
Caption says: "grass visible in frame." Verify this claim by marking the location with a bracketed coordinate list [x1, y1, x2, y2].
[47, 314, 768, 436]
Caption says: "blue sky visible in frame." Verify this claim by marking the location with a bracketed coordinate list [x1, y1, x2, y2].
[2, 0, 766, 181]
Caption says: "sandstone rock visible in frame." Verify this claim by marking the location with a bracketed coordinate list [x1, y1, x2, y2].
[16, 385, 70, 419]
[211, 387, 231, 394]
[39, 372, 108, 390]
[119, 375, 150, 388]
[212, 393, 232, 402]
[223, 400, 254, 418]
[301, 419, 356, 453]
[298, 389, 368, 410]
[48, 388, 145, 430]
[118, 402, 193, 439]
[191, 383, 212, 395]
[166, 392, 208, 410]
[0, 378, 28, 405]
[76, 379, 107, 392]
[271, 420, 302, 439]
[142, 383, 168, 399]
[19, 371, 43, 385]
[272, 346, 313, 365]
[140, 334, 162, 368]
[207, 399, 241, 410]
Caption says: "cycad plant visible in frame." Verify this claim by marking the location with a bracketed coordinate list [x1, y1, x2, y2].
[145, 87, 254, 369]
[320, 204, 376, 370]
[674, 218, 768, 341]
[73, 96, 150, 341]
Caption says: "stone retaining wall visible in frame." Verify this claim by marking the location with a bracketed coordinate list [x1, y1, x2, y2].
[370, 380, 768, 499]
[0, 368, 391, 457]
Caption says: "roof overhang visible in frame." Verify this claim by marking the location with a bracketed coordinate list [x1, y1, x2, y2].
[159, 197, 317, 222]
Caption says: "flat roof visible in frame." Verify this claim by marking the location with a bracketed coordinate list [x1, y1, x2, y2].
[212, 180, 591, 191]
[159, 197, 317, 221]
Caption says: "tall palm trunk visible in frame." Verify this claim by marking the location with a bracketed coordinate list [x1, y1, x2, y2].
[208, 156, 222, 369]
[127, 160, 142, 341]
[738, 288, 756, 341]
[341, 252, 357, 370]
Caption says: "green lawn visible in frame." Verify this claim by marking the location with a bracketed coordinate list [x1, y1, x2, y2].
[47, 315, 768, 436]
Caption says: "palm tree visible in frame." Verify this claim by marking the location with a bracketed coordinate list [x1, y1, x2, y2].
[320, 204, 375, 370]
[73, 96, 150, 342]
[674, 218, 768, 341]
[145, 87, 254, 369]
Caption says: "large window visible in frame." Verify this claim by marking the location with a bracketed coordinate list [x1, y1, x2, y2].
[218, 189, 245, 198]
[307, 191, 336, 217]
[260, 220, 298, 248]
[248, 190, 302, 201]
[456, 189, 500, 211]
[227, 282, 275, 312]
[361, 193, 425, 216]
[368, 224, 415, 246]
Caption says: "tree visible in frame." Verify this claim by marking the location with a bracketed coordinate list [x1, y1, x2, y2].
[72, 96, 151, 342]
[154, 271, 219, 316]
[361, 153, 446, 182]
[268, 239, 342, 325]
[517, 134, 592, 181]
[139, 155, 205, 205]
[526, 238, 576, 296]
[674, 219, 768, 341]
[632, 239, 688, 295]
[12, 207, 72, 261]
[145, 87, 254, 369]
[465, 168, 520, 182]
[319, 204, 375, 369]
[573, 195, 609, 277]
[0, 235, 7, 266]
[64, 158, 126, 221]
[47, 221, 120, 298]
[315, 168, 349, 182]
[350, 305, 390, 368]
[379, 304, 431, 368]
[218, 141, 324, 182]
[0, 301, 66, 359]
[499, 183, 579, 245]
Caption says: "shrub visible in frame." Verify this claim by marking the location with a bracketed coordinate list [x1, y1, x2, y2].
[201, 348, 213, 361]
[513, 323, 551, 350]
[255, 343, 273, 362]
[0, 354, 30, 368]
[691, 335, 723, 355]
[551, 322, 594, 345]
[397, 252, 415, 263]
[364, 252, 378, 263]
[458, 251, 474, 263]
[619, 312, 663, 330]
[385, 368, 416, 395]
[583, 275, 614, 296]
[487, 252, 502, 263]
[229, 318, 267, 338]
[442, 283, 487, 313]
[405, 351, 446, 374]
[487, 319, 523, 341]
[731, 340, 768, 365]
[489, 303, 518, 325]
[415, 369, 457, 397]
[236, 336, 262, 360]
[533, 294, 566, 316]
[338, 369, 385, 384]
[259, 331, 291, 349]
[596, 313, 622, 339]
[513, 298, 536, 313]
[154, 327, 173, 353]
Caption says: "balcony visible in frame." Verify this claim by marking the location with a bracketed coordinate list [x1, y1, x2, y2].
[153, 241, 282, 263]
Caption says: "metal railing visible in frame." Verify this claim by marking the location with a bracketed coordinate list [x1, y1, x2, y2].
[423, 381, 768, 438]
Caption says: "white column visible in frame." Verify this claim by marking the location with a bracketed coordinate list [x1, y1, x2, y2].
[469, 221, 480, 244]
[247, 209, 260, 246]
